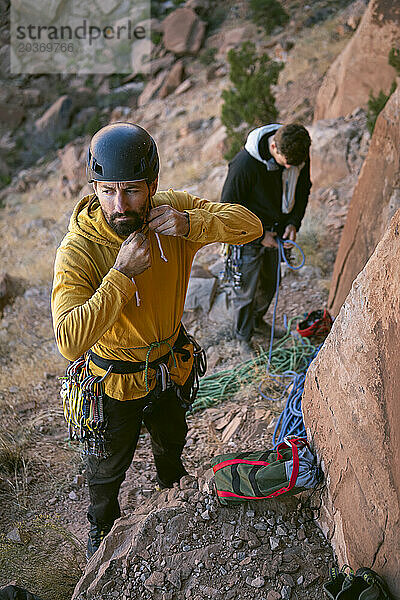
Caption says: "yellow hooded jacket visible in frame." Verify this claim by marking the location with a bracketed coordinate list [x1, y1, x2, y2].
[51, 189, 262, 400]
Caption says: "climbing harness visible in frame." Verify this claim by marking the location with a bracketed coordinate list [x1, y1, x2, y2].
[60, 325, 206, 456]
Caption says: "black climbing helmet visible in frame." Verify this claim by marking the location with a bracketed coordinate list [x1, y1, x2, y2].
[86, 122, 159, 184]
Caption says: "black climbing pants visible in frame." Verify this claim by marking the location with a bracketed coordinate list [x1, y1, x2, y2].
[85, 384, 189, 528]
[232, 244, 280, 342]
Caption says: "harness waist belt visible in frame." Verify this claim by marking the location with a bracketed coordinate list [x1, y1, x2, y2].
[88, 349, 172, 374]
[87, 326, 190, 375]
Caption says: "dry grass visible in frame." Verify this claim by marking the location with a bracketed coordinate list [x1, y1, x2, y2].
[279, 17, 353, 87]
[0, 514, 84, 600]
[0, 173, 74, 285]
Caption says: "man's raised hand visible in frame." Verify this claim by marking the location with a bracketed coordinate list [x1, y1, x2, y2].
[148, 205, 190, 237]
[113, 231, 151, 279]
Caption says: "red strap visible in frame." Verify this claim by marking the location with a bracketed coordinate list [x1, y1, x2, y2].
[213, 458, 270, 474]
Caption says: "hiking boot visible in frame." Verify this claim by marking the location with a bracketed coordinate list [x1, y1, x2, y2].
[86, 523, 112, 560]
[253, 319, 287, 339]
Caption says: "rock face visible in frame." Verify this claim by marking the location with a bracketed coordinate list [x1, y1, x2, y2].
[314, 0, 399, 120]
[162, 7, 205, 55]
[303, 208, 400, 598]
[328, 86, 400, 315]
[58, 141, 86, 198]
[307, 109, 370, 191]
[34, 95, 72, 148]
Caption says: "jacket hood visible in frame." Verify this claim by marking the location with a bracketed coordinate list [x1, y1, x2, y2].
[244, 124, 282, 168]
[68, 194, 131, 249]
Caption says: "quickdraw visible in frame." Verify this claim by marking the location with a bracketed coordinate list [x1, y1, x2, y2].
[222, 244, 243, 290]
[60, 354, 112, 459]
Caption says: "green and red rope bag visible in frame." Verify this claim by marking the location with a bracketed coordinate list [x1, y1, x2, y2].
[211, 437, 316, 506]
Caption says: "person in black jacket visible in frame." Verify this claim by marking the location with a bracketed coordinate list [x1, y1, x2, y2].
[221, 123, 312, 350]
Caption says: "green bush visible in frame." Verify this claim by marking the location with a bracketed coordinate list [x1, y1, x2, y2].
[366, 82, 397, 135]
[367, 47, 400, 134]
[249, 0, 289, 36]
[199, 47, 218, 66]
[221, 42, 283, 160]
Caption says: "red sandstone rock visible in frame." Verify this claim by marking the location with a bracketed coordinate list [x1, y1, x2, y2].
[34, 95, 72, 147]
[307, 109, 369, 190]
[314, 0, 399, 120]
[328, 85, 400, 315]
[303, 207, 400, 598]
[158, 60, 185, 99]
[162, 7, 205, 55]
[138, 71, 167, 107]
[200, 126, 227, 162]
[58, 142, 86, 198]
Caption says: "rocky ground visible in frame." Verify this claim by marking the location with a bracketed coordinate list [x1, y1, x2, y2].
[73, 475, 333, 600]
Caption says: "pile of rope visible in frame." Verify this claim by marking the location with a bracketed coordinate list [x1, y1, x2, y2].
[192, 322, 318, 407]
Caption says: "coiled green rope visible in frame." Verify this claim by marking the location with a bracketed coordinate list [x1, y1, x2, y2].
[191, 319, 318, 413]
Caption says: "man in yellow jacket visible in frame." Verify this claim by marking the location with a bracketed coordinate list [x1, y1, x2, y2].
[51, 123, 262, 558]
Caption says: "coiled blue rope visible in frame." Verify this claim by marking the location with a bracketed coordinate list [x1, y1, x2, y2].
[272, 345, 320, 447]
[267, 237, 305, 368]
[258, 237, 320, 447]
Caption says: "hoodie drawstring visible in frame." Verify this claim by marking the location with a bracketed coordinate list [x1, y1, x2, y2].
[155, 232, 168, 262]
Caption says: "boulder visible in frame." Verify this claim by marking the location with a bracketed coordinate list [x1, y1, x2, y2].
[162, 7, 205, 55]
[307, 109, 370, 190]
[302, 208, 400, 598]
[184, 276, 217, 312]
[34, 95, 72, 148]
[314, 0, 400, 120]
[130, 38, 154, 77]
[158, 60, 185, 99]
[328, 85, 400, 315]
[150, 53, 175, 76]
[57, 142, 86, 198]
[138, 71, 167, 107]
[174, 78, 192, 95]
[200, 126, 227, 163]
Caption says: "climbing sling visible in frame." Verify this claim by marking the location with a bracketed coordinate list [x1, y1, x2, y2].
[211, 437, 320, 506]
[60, 324, 206, 458]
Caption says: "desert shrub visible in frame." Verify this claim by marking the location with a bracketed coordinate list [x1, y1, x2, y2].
[221, 42, 283, 159]
[249, 0, 289, 35]
[367, 47, 400, 134]
[199, 47, 218, 66]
